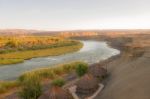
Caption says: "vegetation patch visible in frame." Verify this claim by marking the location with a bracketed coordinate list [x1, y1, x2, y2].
[76, 63, 88, 77]
[19, 75, 42, 99]
[19, 61, 86, 82]
[52, 78, 65, 87]
[0, 58, 24, 65]
[0, 36, 83, 65]
[0, 61, 87, 95]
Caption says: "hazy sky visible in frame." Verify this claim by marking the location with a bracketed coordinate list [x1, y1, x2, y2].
[0, 0, 150, 30]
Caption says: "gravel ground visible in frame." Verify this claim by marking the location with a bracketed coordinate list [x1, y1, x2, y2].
[95, 48, 150, 99]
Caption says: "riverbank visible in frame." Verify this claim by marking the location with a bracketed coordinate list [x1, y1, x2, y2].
[95, 34, 150, 99]
[0, 59, 24, 65]
[0, 40, 83, 65]
[0, 61, 87, 98]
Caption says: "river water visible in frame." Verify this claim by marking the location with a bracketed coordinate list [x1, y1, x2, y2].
[0, 40, 120, 80]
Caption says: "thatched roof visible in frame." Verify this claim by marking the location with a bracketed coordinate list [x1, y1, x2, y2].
[76, 74, 99, 95]
[89, 64, 107, 78]
[39, 86, 73, 99]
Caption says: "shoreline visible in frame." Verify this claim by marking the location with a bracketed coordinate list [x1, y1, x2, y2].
[94, 36, 150, 99]
[74, 36, 150, 99]
[0, 41, 83, 66]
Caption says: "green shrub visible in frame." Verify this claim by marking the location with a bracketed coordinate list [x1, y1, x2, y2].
[52, 78, 65, 87]
[19, 74, 42, 99]
[76, 63, 88, 77]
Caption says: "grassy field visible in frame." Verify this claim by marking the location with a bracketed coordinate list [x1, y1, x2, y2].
[0, 36, 83, 65]
[0, 61, 87, 94]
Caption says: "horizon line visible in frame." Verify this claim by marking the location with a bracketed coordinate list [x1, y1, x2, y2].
[0, 28, 150, 32]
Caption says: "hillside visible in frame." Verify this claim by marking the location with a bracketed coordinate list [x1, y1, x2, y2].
[95, 34, 150, 99]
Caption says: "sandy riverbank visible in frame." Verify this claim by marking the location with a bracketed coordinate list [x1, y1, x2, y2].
[95, 34, 150, 99]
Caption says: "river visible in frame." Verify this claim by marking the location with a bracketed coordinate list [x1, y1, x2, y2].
[0, 40, 120, 80]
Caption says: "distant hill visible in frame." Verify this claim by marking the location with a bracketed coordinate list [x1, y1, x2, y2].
[0, 29, 150, 36]
[0, 29, 38, 36]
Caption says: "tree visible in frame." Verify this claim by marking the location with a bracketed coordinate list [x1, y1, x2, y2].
[76, 63, 88, 77]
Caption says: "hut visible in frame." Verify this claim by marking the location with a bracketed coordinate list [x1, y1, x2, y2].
[76, 74, 99, 95]
[89, 64, 107, 79]
[39, 86, 73, 99]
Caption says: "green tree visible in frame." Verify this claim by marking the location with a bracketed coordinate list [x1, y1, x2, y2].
[52, 78, 65, 87]
[76, 63, 88, 77]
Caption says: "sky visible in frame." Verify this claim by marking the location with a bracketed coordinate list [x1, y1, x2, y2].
[0, 0, 150, 30]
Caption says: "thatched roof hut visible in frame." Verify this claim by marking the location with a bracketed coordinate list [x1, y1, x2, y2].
[89, 64, 107, 78]
[76, 74, 99, 95]
[39, 86, 73, 99]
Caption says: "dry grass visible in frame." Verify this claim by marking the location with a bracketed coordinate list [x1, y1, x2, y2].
[0, 59, 24, 65]
[0, 61, 87, 95]
[0, 36, 83, 65]
[0, 42, 82, 59]
[19, 61, 87, 82]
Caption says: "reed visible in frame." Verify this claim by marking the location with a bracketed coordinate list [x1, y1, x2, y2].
[18, 62, 87, 82]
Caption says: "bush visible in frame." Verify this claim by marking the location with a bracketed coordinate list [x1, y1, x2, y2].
[76, 63, 88, 77]
[52, 78, 65, 87]
[19, 75, 42, 99]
